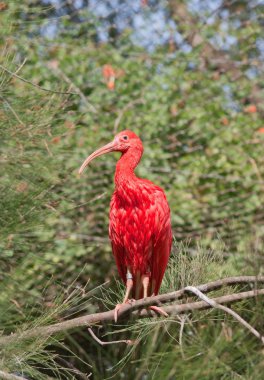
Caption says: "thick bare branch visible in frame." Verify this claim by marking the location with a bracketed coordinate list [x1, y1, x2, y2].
[127, 275, 264, 311]
[0, 276, 263, 346]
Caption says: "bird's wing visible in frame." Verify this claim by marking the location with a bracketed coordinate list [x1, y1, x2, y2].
[111, 242, 126, 285]
[109, 193, 127, 285]
[149, 191, 172, 296]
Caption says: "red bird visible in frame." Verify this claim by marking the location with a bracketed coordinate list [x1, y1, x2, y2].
[79, 130, 172, 320]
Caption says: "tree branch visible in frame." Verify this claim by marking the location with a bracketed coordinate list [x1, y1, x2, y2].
[0, 64, 78, 96]
[0, 276, 263, 346]
[49, 65, 97, 113]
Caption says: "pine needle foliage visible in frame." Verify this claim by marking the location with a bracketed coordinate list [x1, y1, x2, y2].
[1, 0, 264, 379]
[93, 244, 264, 380]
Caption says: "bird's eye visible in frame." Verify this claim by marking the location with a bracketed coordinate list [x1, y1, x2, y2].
[123, 135, 128, 141]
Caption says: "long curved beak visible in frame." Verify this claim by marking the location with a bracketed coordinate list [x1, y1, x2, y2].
[78, 140, 117, 175]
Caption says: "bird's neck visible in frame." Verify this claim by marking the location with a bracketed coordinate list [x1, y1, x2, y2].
[114, 147, 143, 188]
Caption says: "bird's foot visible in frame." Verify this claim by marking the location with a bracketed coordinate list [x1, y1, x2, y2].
[114, 299, 135, 323]
[149, 305, 168, 317]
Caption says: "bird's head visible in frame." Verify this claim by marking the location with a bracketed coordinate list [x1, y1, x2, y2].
[79, 130, 143, 174]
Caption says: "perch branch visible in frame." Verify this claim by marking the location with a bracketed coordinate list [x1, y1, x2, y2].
[120, 275, 264, 313]
[0, 276, 264, 346]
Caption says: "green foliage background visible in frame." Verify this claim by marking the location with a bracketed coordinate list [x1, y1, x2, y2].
[0, 0, 264, 379]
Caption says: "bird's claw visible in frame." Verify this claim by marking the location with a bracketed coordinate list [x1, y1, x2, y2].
[114, 299, 135, 323]
[149, 305, 168, 317]
[114, 304, 122, 323]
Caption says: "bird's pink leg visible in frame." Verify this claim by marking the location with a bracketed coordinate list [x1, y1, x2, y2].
[142, 274, 168, 317]
[123, 279, 134, 303]
[142, 274, 150, 298]
[114, 274, 134, 322]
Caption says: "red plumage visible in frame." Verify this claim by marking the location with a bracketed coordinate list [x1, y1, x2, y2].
[79, 130, 172, 301]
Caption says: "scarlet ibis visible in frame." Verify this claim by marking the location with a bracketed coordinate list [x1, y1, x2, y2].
[79, 130, 172, 320]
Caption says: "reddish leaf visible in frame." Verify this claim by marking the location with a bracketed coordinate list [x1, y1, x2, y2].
[221, 117, 229, 126]
[16, 182, 28, 193]
[244, 104, 257, 113]
[47, 60, 59, 70]
[102, 64, 115, 79]
[257, 127, 264, 134]
[102, 64, 116, 90]
[141, 0, 148, 7]
[0, 2, 8, 11]
[170, 105, 178, 116]
[51, 136, 61, 144]
[64, 120, 75, 129]
[107, 79, 115, 90]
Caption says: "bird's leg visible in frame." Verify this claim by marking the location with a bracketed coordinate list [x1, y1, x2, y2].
[142, 273, 168, 317]
[141, 274, 150, 298]
[123, 278, 133, 303]
[114, 269, 134, 322]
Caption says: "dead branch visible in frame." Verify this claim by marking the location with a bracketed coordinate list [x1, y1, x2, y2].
[88, 328, 133, 346]
[56, 357, 92, 380]
[184, 286, 264, 344]
[0, 276, 263, 347]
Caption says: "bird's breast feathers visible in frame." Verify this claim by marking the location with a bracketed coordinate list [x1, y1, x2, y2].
[109, 180, 170, 248]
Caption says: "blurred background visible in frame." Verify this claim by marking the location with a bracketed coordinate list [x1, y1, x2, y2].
[1, 0, 264, 379]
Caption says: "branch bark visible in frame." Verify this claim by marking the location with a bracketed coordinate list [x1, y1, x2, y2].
[0, 276, 263, 346]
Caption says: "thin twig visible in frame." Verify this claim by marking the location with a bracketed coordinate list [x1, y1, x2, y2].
[69, 192, 107, 210]
[56, 357, 92, 380]
[88, 328, 133, 346]
[44, 140, 53, 157]
[14, 58, 27, 75]
[184, 286, 264, 344]
[0, 96, 25, 126]
[0, 370, 28, 380]
[248, 157, 264, 190]
[0, 64, 78, 95]
[0, 276, 263, 346]
[178, 315, 187, 346]
[50, 65, 97, 113]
